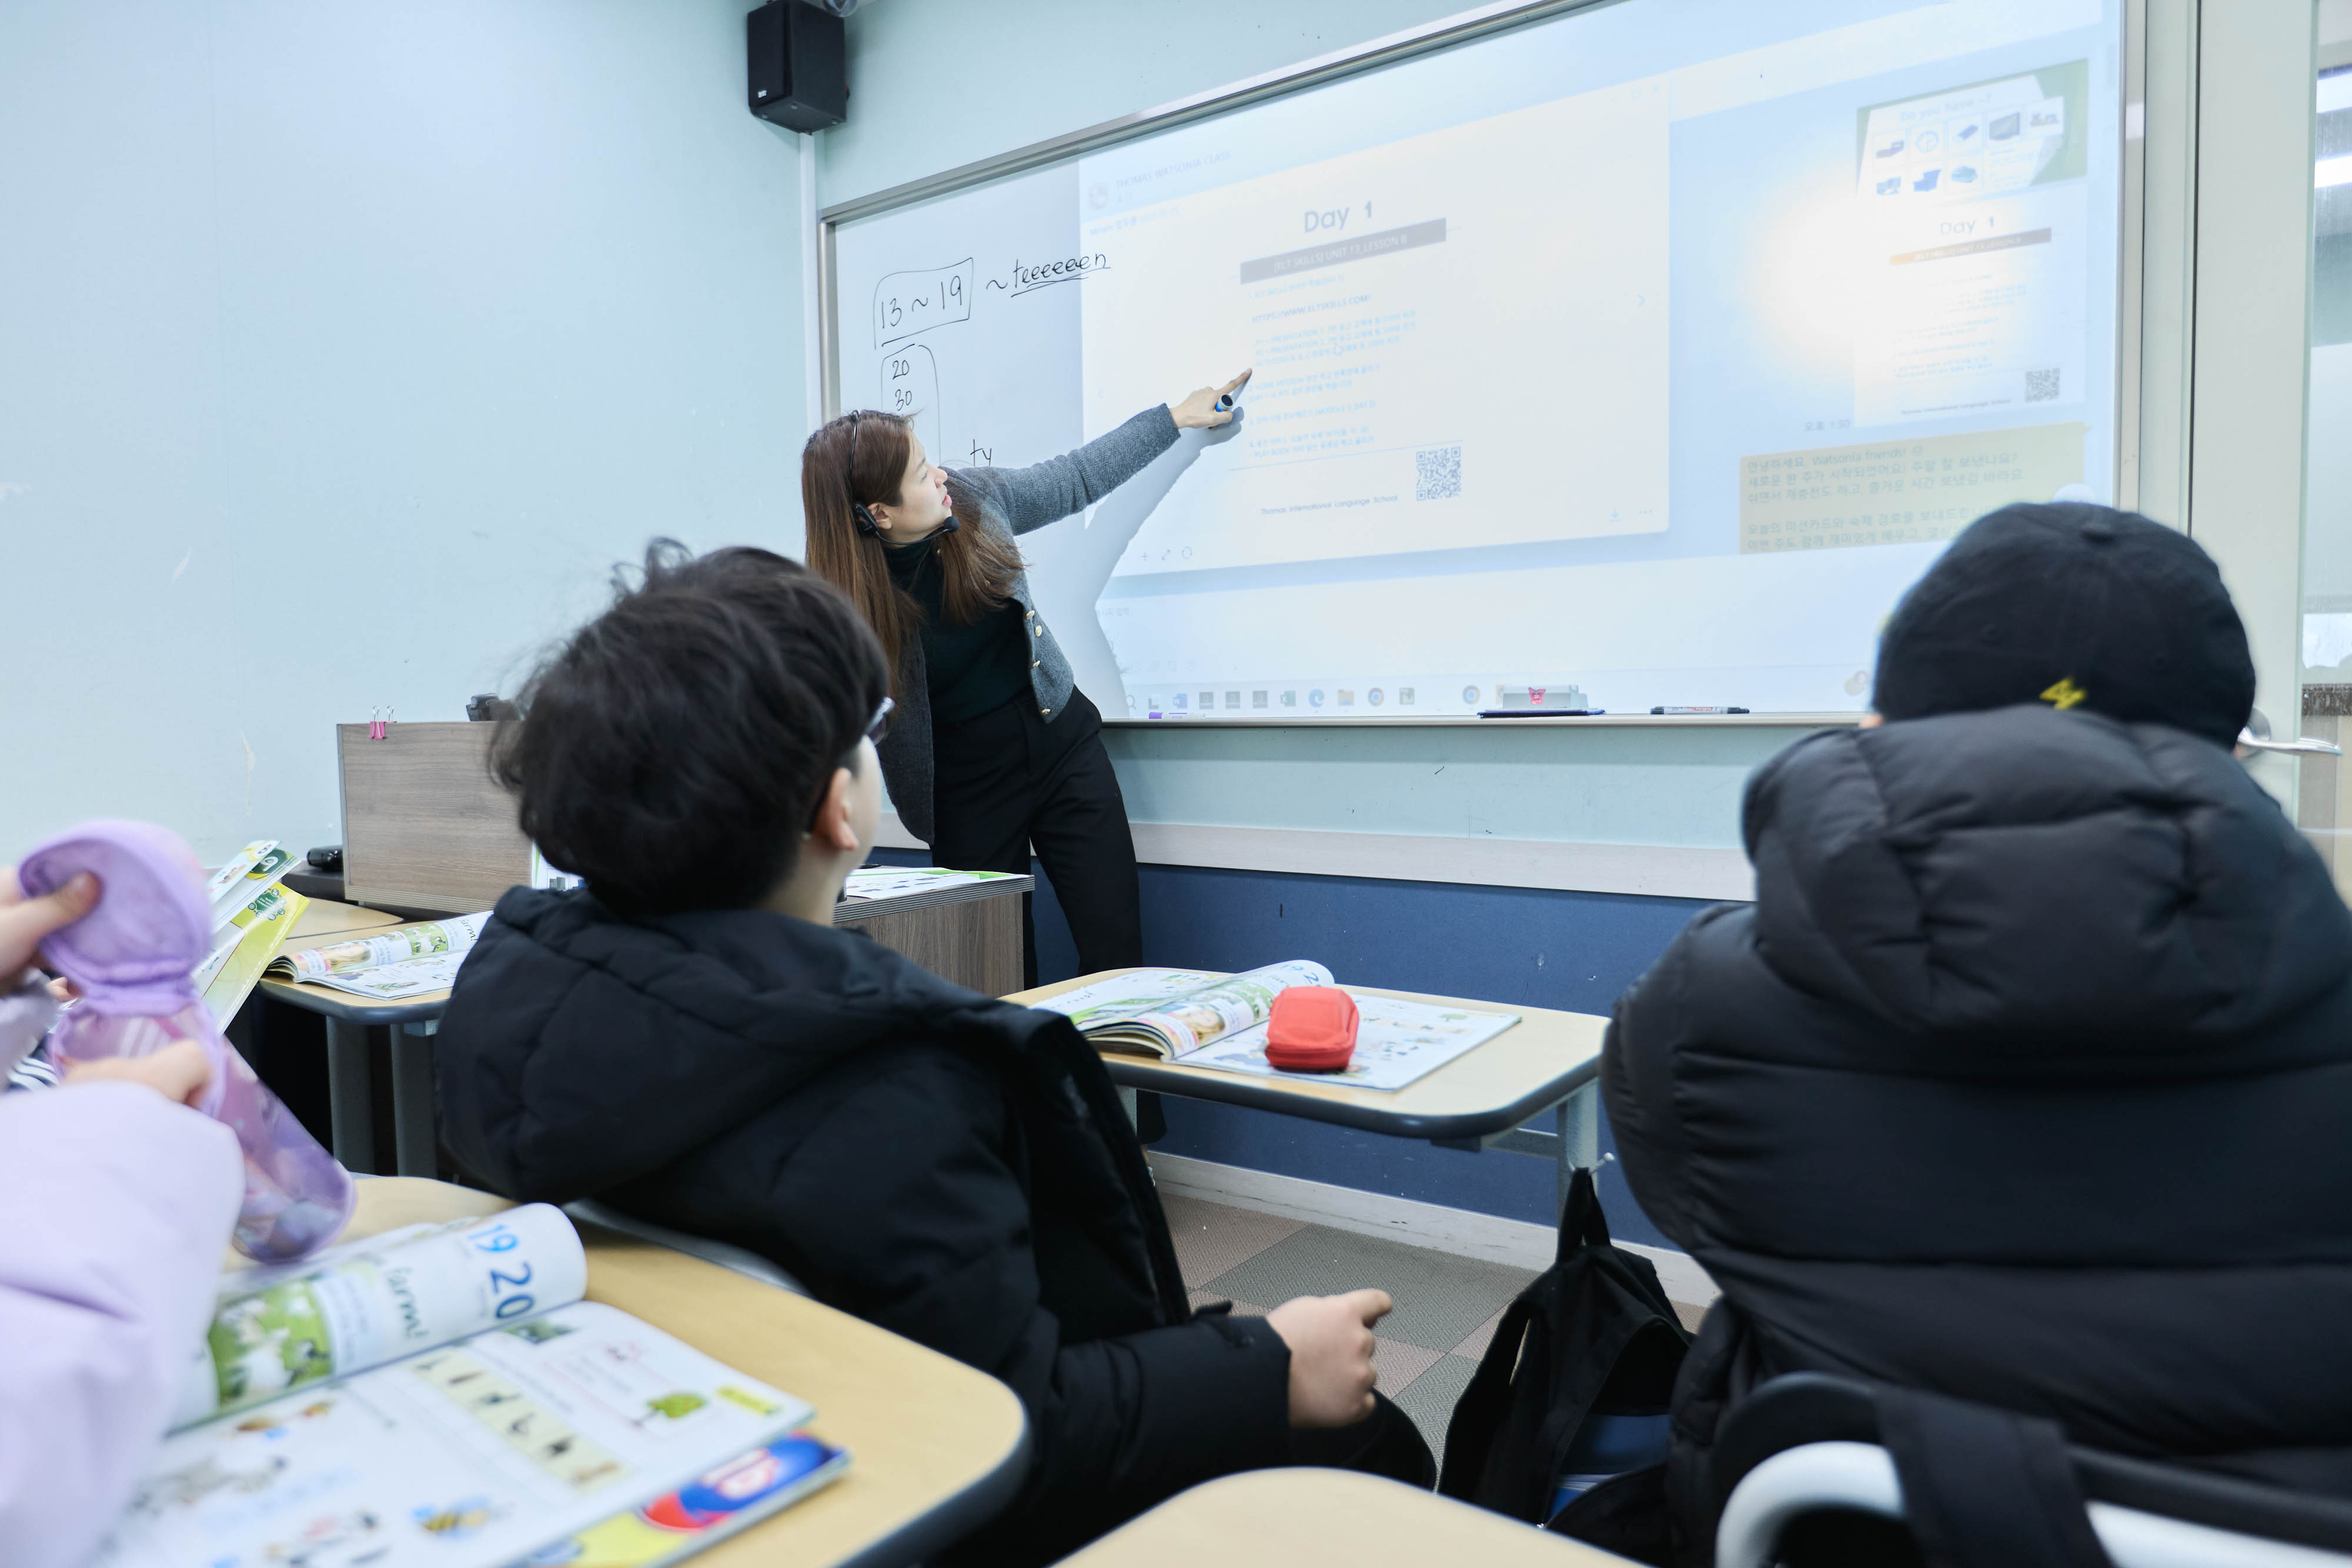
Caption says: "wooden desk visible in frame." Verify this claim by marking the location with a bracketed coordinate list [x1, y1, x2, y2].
[835, 874, 1032, 998]
[1059, 1468, 1630, 1566]
[338, 720, 533, 915]
[266, 884, 1037, 1179]
[310, 869, 1030, 1001]
[336, 1178, 1030, 1568]
[1011, 969, 1609, 1206]
[288, 900, 403, 942]
[259, 900, 453, 1178]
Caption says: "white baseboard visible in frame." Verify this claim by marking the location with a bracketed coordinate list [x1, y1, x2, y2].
[1126, 821, 1753, 902]
[871, 812, 1753, 901]
[1145, 1151, 1718, 1311]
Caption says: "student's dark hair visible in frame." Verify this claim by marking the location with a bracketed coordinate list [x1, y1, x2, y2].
[495, 540, 890, 915]
[801, 410, 1023, 698]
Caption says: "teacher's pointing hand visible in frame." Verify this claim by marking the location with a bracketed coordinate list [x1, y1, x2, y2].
[1170, 369, 1252, 430]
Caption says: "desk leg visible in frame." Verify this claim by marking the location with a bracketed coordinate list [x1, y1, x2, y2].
[1555, 1101, 1570, 1216]
[1556, 1082, 1601, 1215]
[222, 997, 258, 1068]
[326, 1019, 376, 1175]
[390, 1024, 437, 1178]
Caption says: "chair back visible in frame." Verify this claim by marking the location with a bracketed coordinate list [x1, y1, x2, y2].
[1714, 1374, 2352, 1568]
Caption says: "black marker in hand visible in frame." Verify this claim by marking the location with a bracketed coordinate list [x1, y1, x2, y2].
[1172, 370, 1252, 429]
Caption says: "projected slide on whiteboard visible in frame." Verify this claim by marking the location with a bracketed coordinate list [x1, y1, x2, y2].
[827, 0, 2124, 719]
[1081, 77, 1671, 573]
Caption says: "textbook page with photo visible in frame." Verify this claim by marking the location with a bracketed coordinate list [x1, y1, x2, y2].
[101, 1205, 844, 1568]
[193, 837, 312, 1018]
[204, 840, 302, 932]
[265, 910, 492, 999]
[1037, 963, 1521, 1091]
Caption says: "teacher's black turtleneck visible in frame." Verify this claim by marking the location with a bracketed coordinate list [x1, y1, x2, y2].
[884, 533, 1033, 724]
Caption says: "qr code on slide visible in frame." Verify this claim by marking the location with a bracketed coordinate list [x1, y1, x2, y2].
[2024, 367, 2062, 403]
[1415, 444, 1462, 500]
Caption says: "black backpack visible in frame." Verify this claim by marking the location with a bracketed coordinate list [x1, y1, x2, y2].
[1439, 1169, 1692, 1556]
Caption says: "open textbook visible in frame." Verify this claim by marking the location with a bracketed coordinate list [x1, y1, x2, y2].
[194, 881, 311, 1021]
[102, 1205, 845, 1568]
[266, 911, 491, 1000]
[205, 841, 303, 932]
[191, 839, 313, 1019]
[1037, 962, 1522, 1092]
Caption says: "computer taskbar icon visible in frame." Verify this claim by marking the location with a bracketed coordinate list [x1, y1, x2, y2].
[1137, 684, 1423, 714]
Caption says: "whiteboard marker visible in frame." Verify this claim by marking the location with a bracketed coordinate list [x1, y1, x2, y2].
[1650, 706, 1750, 715]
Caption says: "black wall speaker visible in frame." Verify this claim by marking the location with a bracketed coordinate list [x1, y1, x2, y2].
[747, 2, 847, 132]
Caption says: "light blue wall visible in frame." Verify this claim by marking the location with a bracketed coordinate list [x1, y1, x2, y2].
[820, 0, 1481, 206]
[0, 0, 1795, 872]
[0, 0, 808, 862]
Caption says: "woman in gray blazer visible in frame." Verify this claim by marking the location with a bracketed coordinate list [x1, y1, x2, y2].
[802, 372, 1247, 988]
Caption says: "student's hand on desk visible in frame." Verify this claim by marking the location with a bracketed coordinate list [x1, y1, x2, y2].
[1170, 369, 1252, 429]
[61, 1040, 213, 1108]
[1267, 1288, 1392, 1427]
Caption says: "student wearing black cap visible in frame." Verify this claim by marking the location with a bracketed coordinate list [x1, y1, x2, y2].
[1600, 503, 2352, 1554]
[1865, 500, 2260, 743]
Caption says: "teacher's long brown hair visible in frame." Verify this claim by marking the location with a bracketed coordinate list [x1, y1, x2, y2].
[801, 411, 1024, 698]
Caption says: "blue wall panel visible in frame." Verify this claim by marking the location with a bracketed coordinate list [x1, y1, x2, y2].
[873, 844, 1712, 1248]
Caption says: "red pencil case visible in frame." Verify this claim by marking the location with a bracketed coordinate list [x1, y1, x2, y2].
[1265, 986, 1359, 1072]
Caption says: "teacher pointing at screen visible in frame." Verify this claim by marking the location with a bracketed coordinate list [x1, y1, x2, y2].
[802, 369, 1249, 987]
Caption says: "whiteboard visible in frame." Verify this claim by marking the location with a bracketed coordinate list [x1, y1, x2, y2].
[827, 0, 2128, 721]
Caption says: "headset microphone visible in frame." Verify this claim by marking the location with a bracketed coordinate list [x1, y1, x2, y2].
[847, 413, 883, 539]
[844, 410, 957, 539]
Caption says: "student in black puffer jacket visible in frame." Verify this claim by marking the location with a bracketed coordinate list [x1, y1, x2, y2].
[434, 542, 1430, 1567]
[1602, 503, 2352, 1560]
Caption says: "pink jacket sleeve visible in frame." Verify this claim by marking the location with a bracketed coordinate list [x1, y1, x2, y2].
[0, 1083, 242, 1568]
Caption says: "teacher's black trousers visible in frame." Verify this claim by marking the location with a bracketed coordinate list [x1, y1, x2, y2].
[930, 688, 1143, 990]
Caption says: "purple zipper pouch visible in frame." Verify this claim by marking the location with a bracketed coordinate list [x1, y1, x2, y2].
[15, 820, 211, 1014]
